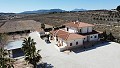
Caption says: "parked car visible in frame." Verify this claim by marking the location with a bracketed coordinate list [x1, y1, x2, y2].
[44, 38, 51, 43]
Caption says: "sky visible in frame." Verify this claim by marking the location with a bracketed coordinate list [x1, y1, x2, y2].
[0, 0, 120, 13]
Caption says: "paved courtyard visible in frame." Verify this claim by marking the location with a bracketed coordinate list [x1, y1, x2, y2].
[29, 32, 120, 68]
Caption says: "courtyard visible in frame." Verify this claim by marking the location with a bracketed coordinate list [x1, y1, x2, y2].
[29, 32, 120, 68]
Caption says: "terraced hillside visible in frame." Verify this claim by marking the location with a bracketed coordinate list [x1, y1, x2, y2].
[0, 10, 120, 38]
[12, 10, 120, 38]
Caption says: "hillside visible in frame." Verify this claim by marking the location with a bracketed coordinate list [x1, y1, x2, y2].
[1, 10, 120, 38]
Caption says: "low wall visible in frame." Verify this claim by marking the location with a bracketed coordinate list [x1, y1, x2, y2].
[54, 44, 67, 52]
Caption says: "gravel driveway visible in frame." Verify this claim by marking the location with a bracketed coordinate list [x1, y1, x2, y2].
[29, 32, 120, 68]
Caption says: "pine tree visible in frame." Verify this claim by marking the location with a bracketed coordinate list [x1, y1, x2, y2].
[116, 5, 120, 12]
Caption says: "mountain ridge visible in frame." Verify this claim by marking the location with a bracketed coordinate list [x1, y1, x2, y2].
[20, 9, 66, 14]
[20, 8, 87, 14]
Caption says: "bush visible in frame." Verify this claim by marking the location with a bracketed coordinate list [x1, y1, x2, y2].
[41, 23, 45, 29]
[44, 28, 52, 32]
[107, 32, 115, 41]
[100, 31, 116, 42]
[116, 5, 120, 12]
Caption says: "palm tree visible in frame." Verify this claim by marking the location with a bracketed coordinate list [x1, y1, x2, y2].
[22, 37, 42, 68]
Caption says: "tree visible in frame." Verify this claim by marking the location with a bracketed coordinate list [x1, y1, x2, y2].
[0, 33, 9, 48]
[0, 33, 14, 68]
[0, 48, 14, 68]
[116, 5, 120, 12]
[41, 23, 45, 29]
[101, 31, 107, 41]
[107, 32, 115, 41]
[22, 37, 42, 68]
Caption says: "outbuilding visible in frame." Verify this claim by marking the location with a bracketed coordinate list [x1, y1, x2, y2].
[4, 40, 24, 58]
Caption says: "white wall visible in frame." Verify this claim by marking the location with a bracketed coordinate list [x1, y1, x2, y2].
[89, 34, 98, 41]
[81, 27, 87, 33]
[81, 27, 93, 33]
[83, 37, 87, 42]
[66, 26, 77, 33]
[54, 36, 57, 41]
[66, 26, 93, 34]
[88, 27, 92, 33]
[54, 38, 68, 51]
[63, 41, 67, 46]
[35, 31, 40, 37]
[67, 39, 83, 47]
[39, 31, 45, 36]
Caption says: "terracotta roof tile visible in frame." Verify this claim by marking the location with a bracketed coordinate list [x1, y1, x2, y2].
[66, 33, 86, 41]
[51, 30, 86, 41]
[65, 22, 94, 28]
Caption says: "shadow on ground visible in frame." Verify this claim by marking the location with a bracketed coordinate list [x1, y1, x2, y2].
[12, 48, 24, 58]
[37, 62, 54, 68]
[71, 42, 111, 54]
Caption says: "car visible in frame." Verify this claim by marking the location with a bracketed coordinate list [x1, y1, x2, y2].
[45, 38, 51, 43]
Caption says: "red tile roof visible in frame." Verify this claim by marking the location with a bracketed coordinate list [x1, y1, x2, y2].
[50, 30, 86, 41]
[64, 22, 94, 28]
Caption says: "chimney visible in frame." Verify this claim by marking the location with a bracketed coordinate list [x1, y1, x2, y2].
[76, 20, 79, 22]
[74, 20, 79, 24]
[74, 22, 76, 24]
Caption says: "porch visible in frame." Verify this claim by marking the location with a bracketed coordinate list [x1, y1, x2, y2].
[54, 40, 100, 52]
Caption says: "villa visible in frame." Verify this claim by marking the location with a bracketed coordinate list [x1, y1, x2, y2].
[50, 21, 102, 51]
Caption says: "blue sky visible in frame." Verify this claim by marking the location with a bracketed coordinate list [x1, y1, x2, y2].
[0, 0, 120, 13]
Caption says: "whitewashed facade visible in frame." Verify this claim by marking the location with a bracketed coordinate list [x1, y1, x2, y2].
[67, 39, 83, 47]
[89, 34, 99, 41]
[65, 25, 98, 42]
[66, 26, 93, 34]
[65, 27, 77, 33]
[55, 37, 84, 51]
[51, 22, 100, 51]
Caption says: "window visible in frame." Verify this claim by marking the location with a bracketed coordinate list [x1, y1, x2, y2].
[70, 43, 72, 46]
[94, 35, 97, 38]
[67, 27, 69, 31]
[91, 36, 93, 38]
[56, 36, 58, 41]
[76, 42, 78, 45]
[79, 29, 81, 32]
